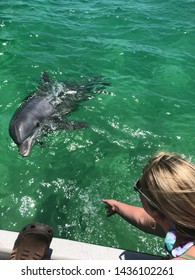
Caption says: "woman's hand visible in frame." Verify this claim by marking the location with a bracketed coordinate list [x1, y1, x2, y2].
[101, 199, 119, 217]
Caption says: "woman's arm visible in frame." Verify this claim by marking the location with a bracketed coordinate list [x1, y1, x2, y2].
[102, 199, 165, 237]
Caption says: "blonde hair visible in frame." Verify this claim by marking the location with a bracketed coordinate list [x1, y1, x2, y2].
[140, 152, 195, 238]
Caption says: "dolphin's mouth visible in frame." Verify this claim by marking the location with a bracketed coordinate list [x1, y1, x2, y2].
[18, 129, 40, 157]
[19, 136, 34, 157]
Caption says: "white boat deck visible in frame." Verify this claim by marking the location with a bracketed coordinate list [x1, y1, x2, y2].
[0, 229, 163, 260]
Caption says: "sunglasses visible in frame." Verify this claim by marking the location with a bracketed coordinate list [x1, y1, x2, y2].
[133, 179, 158, 209]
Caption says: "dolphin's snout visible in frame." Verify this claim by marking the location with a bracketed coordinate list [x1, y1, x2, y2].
[18, 136, 35, 157]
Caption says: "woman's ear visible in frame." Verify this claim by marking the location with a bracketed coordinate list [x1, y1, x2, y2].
[152, 210, 172, 232]
[152, 210, 166, 224]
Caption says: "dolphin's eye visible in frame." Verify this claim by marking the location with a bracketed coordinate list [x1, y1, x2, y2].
[36, 122, 40, 127]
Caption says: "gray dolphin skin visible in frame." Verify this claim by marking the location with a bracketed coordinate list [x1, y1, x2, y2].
[9, 72, 110, 156]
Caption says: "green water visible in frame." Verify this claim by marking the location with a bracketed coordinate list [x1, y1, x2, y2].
[0, 0, 194, 257]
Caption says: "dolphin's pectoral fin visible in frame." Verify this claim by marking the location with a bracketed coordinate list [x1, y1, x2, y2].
[56, 120, 88, 130]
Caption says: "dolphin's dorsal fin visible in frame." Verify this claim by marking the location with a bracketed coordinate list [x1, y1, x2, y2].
[41, 71, 50, 83]
[37, 72, 52, 94]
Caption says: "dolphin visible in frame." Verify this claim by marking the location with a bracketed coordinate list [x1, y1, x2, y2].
[9, 72, 110, 156]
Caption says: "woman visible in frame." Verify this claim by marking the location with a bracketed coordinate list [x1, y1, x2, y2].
[102, 152, 195, 260]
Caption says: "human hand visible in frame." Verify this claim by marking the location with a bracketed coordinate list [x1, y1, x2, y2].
[101, 199, 118, 217]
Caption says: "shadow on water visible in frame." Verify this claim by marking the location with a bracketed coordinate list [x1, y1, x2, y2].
[32, 193, 71, 239]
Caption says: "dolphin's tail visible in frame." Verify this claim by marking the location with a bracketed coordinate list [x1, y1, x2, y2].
[63, 76, 111, 98]
[79, 76, 111, 93]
